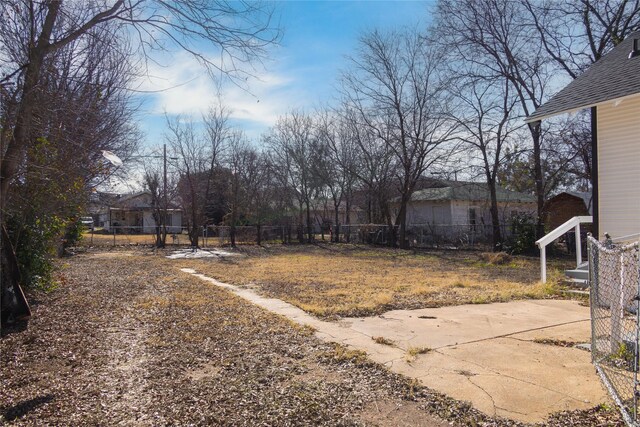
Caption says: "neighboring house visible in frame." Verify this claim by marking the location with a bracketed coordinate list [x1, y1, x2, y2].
[391, 180, 537, 228]
[95, 192, 182, 233]
[543, 191, 593, 231]
[526, 33, 640, 241]
[308, 198, 366, 231]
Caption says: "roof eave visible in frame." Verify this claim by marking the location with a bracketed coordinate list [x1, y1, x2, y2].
[526, 78, 640, 123]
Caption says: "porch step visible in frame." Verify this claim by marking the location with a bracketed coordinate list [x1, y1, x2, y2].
[563, 279, 589, 289]
[564, 262, 588, 288]
[565, 268, 588, 281]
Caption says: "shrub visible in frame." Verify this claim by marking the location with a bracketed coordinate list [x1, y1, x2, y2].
[6, 213, 81, 290]
[505, 213, 537, 255]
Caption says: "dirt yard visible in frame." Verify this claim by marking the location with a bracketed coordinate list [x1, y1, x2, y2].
[0, 248, 619, 426]
[179, 244, 572, 318]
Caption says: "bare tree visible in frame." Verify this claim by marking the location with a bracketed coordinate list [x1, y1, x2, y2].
[522, 0, 640, 79]
[266, 111, 319, 243]
[0, 0, 279, 322]
[433, 0, 554, 237]
[449, 75, 523, 250]
[0, 0, 279, 213]
[1, 20, 139, 323]
[166, 116, 208, 247]
[224, 131, 251, 247]
[342, 105, 396, 231]
[143, 169, 166, 248]
[316, 109, 359, 242]
[142, 153, 178, 248]
[341, 28, 456, 248]
[243, 151, 277, 245]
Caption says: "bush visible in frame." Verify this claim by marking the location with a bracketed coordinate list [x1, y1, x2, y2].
[6, 214, 65, 289]
[504, 213, 537, 255]
[5, 214, 81, 290]
[63, 217, 84, 248]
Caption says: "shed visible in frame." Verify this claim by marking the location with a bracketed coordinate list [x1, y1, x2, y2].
[543, 191, 593, 231]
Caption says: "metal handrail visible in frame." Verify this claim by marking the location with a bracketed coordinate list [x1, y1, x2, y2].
[535, 215, 593, 283]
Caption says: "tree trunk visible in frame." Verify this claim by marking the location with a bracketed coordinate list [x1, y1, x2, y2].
[256, 223, 262, 245]
[529, 121, 545, 238]
[189, 208, 199, 247]
[345, 199, 351, 243]
[396, 196, 409, 249]
[487, 178, 503, 251]
[1, 225, 31, 325]
[334, 204, 340, 243]
[230, 224, 236, 247]
[305, 201, 313, 243]
[297, 207, 304, 243]
[0, 3, 60, 324]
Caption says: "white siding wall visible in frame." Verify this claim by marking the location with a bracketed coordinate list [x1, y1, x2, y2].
[405, 201, 452, 224]
[142, 211, 183, 233]
[169, 212, 182, 232]
[451, 200, 471, 224]
[143, 212, 156, 233]
[598, 96, 640, 240]
[404, 200, 535, 226]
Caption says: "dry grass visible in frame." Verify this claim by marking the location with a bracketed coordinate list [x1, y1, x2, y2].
[178, 244, 568, 318]
[405, 346, 432, 362]
[372, 336, 395, 346]
[533, 338, 582, 348]
[478, 252, 513, 265]
[80, 231, 191, 246]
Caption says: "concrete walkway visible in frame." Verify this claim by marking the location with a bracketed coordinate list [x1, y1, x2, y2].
[181, 268, 608, 423]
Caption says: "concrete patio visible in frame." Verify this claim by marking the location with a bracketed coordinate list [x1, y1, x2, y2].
[182, 268, 609, 423]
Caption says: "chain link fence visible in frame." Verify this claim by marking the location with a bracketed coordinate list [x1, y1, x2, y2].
[335, 223, 525, 250]
[84, 226, 191, 246]
[588, 235, 640, 426]
[85, 221, 535, 251]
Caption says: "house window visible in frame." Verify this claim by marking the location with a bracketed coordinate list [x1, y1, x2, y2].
[469, 208, 477, 231]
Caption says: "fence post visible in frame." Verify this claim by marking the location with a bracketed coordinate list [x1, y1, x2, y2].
[611, 252, 623, 354]
[113, 227, 116, 247]
[540, 245, 547, 283]
[575, 223, 582, 267]
[635, 246, 640, 420]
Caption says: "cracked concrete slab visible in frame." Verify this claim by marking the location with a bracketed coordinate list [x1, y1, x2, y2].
[181, 268, 609, 424]
[342, 300, 591, 351]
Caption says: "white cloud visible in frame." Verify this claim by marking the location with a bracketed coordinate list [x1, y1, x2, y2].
[134, 52, 304, 131]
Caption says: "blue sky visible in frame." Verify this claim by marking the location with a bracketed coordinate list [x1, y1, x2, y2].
[137, 1, 433, 147]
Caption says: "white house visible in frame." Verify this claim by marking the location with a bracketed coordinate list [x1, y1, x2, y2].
[391, 180, 537, 228]
[527, 33, 640, 241]
[96, 192, 182, 234]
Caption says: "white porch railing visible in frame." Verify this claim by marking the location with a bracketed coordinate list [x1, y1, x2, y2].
[535, 216, 592, 283]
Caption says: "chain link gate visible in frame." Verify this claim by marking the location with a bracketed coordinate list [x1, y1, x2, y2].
[588, 236, 640, 426]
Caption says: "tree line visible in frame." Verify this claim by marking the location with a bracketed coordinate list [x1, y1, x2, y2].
[157, 0, 640, 252]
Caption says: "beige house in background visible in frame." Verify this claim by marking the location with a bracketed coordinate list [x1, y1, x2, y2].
[95, 192, 183, 234]
[391, 180, 536, 228]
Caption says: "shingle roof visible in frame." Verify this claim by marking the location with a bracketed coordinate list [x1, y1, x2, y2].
[405, 181, 536, 204]
[526, 33, 640, 123]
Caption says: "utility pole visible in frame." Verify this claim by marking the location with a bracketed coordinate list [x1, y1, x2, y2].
[163, 143, 168, 245]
